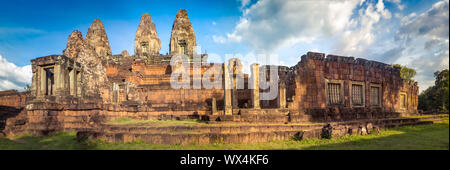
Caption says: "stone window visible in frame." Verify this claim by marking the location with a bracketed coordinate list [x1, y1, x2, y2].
[399, 93, 407, 108]
[43, 67, 54, 96]
[180, 45, 186, 55]
[351, 84, 364, 106]
[178, 40, 187, 55]
[370, 86, 381, 106]
[141, 42, 149, 53]
[327, 83, 342, 105]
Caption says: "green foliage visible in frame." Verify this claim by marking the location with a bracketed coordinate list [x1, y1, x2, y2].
[23, 84, 31, 92]
[393, 64, 417, 81]
[419, 69, 449, 112]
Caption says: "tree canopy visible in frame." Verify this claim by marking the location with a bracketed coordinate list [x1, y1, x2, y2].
[392, 64, 417, 81]
[418, 69, 449, 112]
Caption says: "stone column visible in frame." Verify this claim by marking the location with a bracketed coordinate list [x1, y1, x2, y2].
[31, 66, 37, 97]
[211, 97, 217, 115]
[112, 83, 120, 104]
[279, 83, 286, 108]
[76, 71, 82, 97]
[54, 64, 64, 96]
[224, 63, 232, 115]
[39, 67, 46, 97]
[232, 77, 238, 108]
[69, 69, 76, 96]
[251, 63, 260, 109]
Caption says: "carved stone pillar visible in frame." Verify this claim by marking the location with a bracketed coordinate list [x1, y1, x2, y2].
[279, 83, 286, 108]
[69, 69, 76, 96]
[76, 71, 82, 97]
[224, 63, 232, 115]
[232, 81, 238, 108]
[211, 97, 217, 115]
[54, 63, 65, 96]
[251, 63, 260, 109]
[39, 66, 46, 97]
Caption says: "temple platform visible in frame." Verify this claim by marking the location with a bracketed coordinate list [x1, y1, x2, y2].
[75, 116, 444, 145]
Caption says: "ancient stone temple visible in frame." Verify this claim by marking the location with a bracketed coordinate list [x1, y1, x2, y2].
[0, 10, 420, 141]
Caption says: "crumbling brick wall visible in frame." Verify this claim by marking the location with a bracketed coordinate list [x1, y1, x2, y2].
[0, 90, 28, 108]
[0, 90, 28, 132]
[287, 52, 418, 121]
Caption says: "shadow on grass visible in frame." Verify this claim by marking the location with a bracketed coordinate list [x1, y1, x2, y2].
[299, 123, 449, 150]
[0, 132, 96, 150]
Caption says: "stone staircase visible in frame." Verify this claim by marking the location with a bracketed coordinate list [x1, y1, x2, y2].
[416, 114, 449, 123]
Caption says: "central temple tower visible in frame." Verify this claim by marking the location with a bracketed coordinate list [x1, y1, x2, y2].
[135, 13, 161, 59]
[169, 9, 197, 60]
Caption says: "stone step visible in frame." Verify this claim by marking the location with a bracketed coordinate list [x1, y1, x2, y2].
[100, 124, 322, 134]
[417, 115, 448, 123]
[78, 129, 323, 145]
[383, 121, 433, 128]
[78, 118, 433, 145]
[94, 117, 425, 135]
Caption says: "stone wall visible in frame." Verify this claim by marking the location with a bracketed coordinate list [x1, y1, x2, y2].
[0, 90, 28, 108]
[288, 52, 419, 121]
[2, 102, 207, 135]
[0, 90, 28, 132]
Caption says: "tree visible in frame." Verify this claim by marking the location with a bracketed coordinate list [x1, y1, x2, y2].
[23, 84, 31, 92]
[418, 69, 449, 112]
[434, 69, 449, 111]
[392, 64, 417, 81]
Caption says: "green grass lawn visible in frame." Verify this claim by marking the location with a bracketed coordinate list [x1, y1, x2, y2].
[1, 120, 448, 150]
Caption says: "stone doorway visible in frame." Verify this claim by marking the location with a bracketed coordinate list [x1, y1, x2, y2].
[44, 67, 55, 96]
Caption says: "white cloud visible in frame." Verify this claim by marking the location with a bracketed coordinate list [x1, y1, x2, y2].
[239, 0, 252, 10]
[0, 55, 32, 91]
[214, 0, 394, 57]
[333, 0, 392, 56]
[396, 0, 448, 41]
[214, 0, 363, 53]
[391, 0, 449, 91]
[215, 0, 447, 93]
[386, 0, 405, 10]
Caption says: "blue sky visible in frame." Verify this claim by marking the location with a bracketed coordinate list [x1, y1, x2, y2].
[0, 0, 449, 92]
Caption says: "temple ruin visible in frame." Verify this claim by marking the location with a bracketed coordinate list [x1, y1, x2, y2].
[0, 10, 422, 143]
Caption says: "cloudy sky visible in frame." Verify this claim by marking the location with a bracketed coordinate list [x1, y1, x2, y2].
[0, 0, 448, 92]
